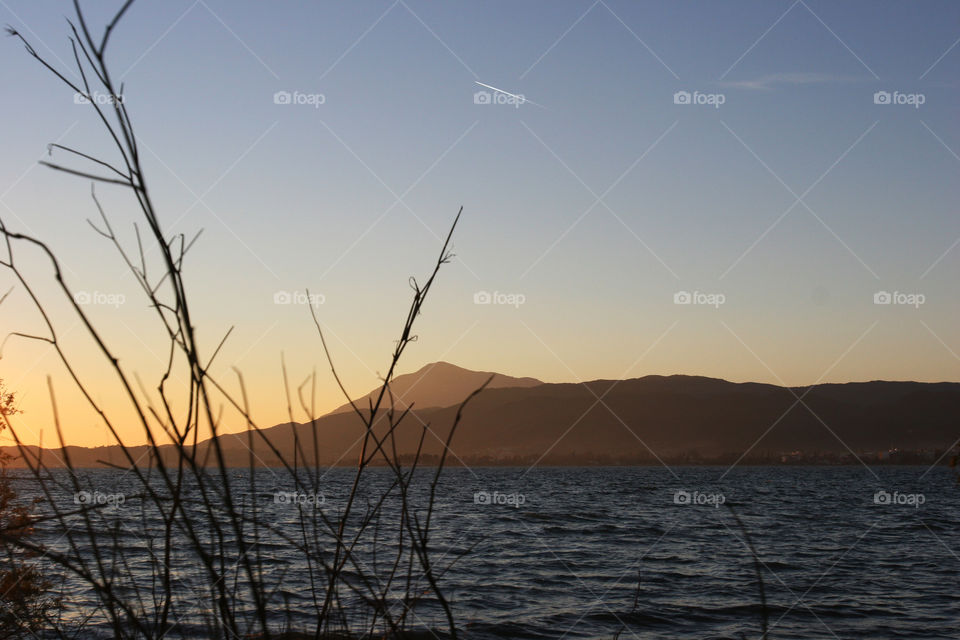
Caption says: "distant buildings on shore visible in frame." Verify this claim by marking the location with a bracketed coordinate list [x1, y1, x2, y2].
[411, 447, 947, 467]
[777, 448, 938, 465]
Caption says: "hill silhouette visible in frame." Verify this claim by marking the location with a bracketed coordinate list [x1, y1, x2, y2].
[330, 361, 542, 413]
[4, 365, 957, 467]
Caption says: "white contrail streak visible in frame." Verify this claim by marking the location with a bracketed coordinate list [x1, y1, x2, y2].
[474, 81, 545, 108]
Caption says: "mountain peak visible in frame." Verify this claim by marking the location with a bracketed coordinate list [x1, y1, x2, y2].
[333, 362, 542, 413]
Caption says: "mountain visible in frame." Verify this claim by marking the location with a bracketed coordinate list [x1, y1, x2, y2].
[4, 367, 958, 468]
[330, 361, 542, 413]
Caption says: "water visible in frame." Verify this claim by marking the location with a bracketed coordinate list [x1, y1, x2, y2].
[12, 466, 960, 639]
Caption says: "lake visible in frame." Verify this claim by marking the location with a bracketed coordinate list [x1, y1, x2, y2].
[12, 465, 959, 639]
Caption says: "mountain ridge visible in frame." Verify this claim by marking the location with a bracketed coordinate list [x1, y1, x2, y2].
[330, 361, 543, 413]
[4, 363, 957, 468]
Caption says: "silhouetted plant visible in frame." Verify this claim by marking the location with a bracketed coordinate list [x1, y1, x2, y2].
[2, 2, 478, 638]
[0, 380, 61, 638]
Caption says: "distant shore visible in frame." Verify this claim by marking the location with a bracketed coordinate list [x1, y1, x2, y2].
[3, 453, 948, 470]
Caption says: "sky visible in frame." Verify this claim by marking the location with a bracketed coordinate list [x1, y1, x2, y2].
[0, 0, 958, 447]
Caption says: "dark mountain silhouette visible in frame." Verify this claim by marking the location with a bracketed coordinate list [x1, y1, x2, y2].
[330, 361, 542, 413]
[4, 366, 958, 467]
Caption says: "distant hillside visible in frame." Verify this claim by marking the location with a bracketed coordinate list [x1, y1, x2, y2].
[330, 361, 542, 413]
[4, 367, 958, 468]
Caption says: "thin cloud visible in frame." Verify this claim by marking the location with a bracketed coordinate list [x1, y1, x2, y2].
[718, 72, 862, 91]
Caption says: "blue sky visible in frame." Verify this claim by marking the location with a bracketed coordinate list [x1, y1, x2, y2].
[1, 0, 958, 445]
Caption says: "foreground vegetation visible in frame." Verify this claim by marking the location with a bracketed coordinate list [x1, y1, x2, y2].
[1, 2, 479, 637]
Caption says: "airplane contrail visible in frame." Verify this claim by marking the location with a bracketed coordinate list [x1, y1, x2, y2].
[474, 81, 545, 108]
